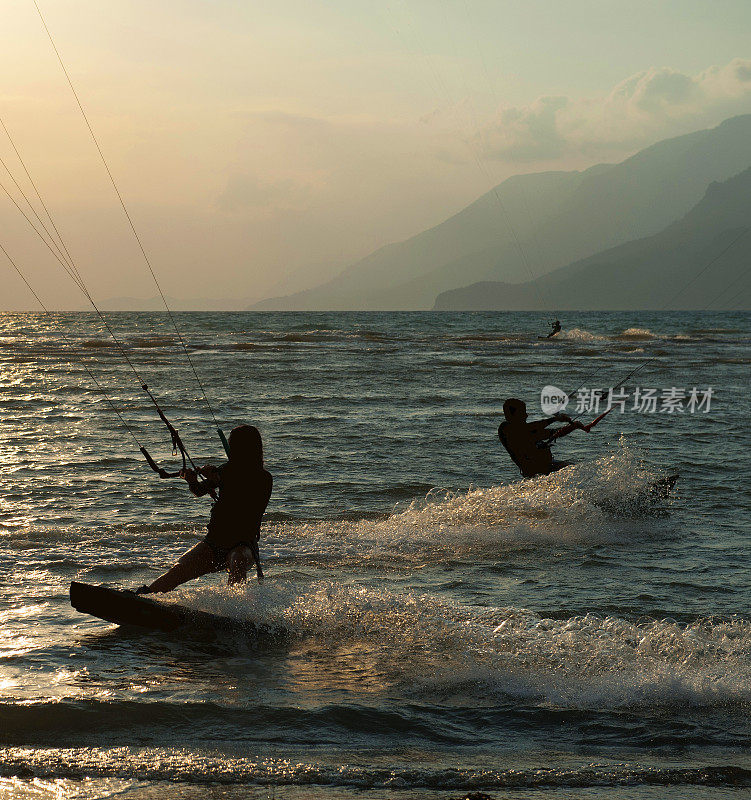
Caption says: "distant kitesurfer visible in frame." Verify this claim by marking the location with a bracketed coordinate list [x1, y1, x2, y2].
[547, 319, 562, 338]
[136, 424, 272, 594]
[498, 398, 592, 479]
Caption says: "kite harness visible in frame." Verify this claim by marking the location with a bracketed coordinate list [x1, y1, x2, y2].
[138, 400, 263, 581]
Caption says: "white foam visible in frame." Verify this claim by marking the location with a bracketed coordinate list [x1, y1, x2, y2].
[620, 327, 656, 339]
[557, 328, 607, 341]
[249, 440, 675, 572]
[174, 578, 751, 710]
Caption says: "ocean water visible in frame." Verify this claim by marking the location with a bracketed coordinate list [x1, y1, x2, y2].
[0, 310, 749, 800]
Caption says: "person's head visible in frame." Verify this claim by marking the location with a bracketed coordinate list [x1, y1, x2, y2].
[228, 424, 263, 467]
[503, 398, 527, 422]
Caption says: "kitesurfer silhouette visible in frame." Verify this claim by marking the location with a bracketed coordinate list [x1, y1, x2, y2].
[136, 425, 272, 593]
[498, 398, 593, 478]
[547, 319, 562, 338]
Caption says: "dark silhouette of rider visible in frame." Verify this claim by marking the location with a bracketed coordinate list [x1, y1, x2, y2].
[498, 398, 587, 478]
[137, 424, 272, 593]
[547, 319, 562, 338]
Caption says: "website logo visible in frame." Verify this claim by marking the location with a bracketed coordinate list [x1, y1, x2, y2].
[540, 385, 569, 415]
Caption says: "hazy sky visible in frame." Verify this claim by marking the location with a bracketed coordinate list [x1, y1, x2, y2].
[2, 0, 751, 309]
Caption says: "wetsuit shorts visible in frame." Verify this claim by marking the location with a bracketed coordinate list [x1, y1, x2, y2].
[203, 536, 254, 572]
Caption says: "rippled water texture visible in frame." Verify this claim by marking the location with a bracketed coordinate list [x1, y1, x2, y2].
[1, 311, 749, 799]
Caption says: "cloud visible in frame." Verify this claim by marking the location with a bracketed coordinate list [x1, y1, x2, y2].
[479, 58, 751, 162]
[483, 96, 570, 161]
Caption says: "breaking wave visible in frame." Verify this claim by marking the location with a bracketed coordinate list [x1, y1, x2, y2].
[164, 578, 751, 714]
[252, 441, 678, 572]
[2, 751, 750, 791]
[556, 328, 607, 341]
[619, 327, 656, 339]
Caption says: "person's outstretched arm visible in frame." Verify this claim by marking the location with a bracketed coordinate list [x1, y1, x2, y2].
[545, 416, 589, 441]
[181, 466, 221, 497]
[528, 413, 575, 439]
[527, 416, 560, 434]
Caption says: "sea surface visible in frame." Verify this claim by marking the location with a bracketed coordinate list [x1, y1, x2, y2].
[0, 310, 749, 800]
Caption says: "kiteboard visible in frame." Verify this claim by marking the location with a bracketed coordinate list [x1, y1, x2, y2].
[69, 581, 282, 636]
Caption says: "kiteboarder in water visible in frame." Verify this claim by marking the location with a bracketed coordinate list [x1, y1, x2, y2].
[498, 398, 607, 479]
[547, 319, 562, 338]
[136, 425, 272, 594]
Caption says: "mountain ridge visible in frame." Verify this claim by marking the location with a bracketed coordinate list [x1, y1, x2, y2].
[433, 166, 751, 311]
[252, 114, 751, 310]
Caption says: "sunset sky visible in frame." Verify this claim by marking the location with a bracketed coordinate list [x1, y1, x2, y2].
[2, 0, 751, 309]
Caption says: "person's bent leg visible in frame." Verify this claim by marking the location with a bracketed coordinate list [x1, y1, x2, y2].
[145, 541, 215, 594]
[227, 545, 253, 586]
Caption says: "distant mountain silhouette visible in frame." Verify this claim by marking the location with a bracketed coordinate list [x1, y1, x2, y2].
[253, 115, 751, 310]
[434, 167, 751, 310]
